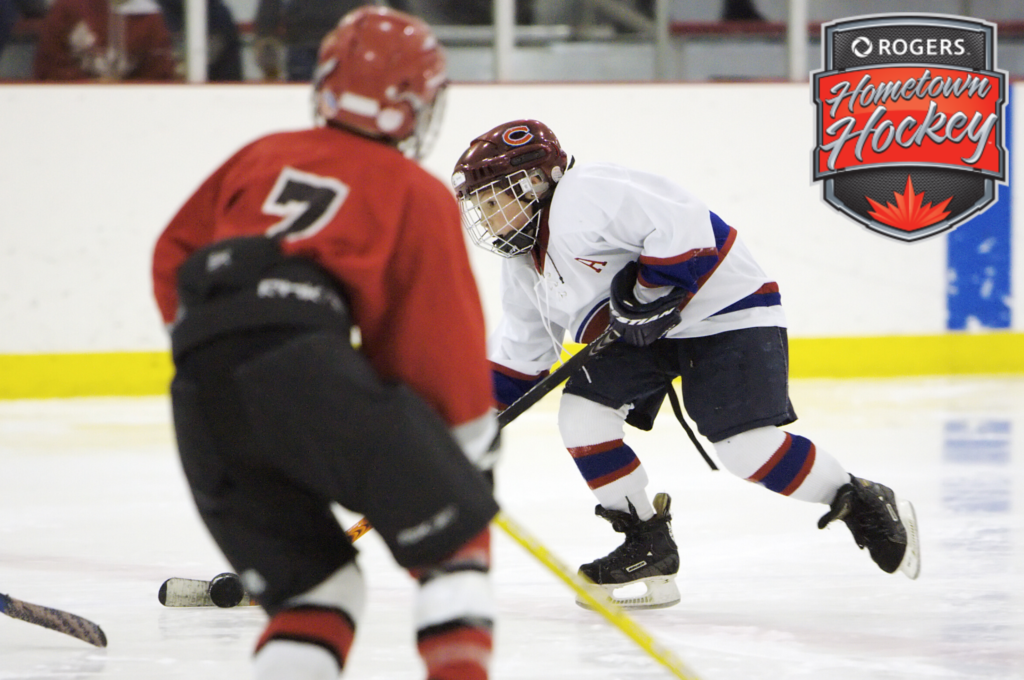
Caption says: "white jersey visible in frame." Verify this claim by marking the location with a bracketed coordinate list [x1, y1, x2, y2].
[489, 161, 787, 377]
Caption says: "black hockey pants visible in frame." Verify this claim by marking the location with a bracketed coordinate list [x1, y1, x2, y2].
[170, 327, 498, 612]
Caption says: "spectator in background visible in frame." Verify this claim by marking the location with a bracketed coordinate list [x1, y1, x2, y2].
[253, 0, 358, 82]
[722, 0, 764, 21]
[0, 0, 46, 60]
[156, 0, 241, 81]
[34, 0, 177, 80]
[0, 0, 18, 58]
[390, 0, 532, 26]
[630, 0, 763, 23]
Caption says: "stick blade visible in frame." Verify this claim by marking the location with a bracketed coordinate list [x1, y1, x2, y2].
[0, 592, 107, 647]
[159, 578, 216, 607]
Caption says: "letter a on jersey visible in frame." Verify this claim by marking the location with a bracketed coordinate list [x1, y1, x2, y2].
[812, 14, 1008, 241]
[575, 257, 607, 273]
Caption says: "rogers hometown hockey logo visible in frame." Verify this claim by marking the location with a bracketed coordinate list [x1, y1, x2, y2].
[812, 15, 1007, 242]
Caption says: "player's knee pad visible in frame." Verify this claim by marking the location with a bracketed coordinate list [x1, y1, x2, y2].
[712, 425, 788, 478]
[255, 563, 364, 673]
[558, 393, 630, 448]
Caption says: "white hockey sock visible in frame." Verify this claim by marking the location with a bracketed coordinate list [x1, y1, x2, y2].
[412, 528, 493, 680]
[714, 426, 849, 504]
[254, 640, 339, 680]
[559, 393, 655, 519]
[285, 561, 366, 615]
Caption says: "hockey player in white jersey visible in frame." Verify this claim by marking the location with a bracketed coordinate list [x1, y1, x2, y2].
[452, 119, 921, 610]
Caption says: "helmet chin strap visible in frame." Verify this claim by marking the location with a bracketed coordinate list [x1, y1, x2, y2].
[495, 211, 542, 256]
[494, 230, 535, 256]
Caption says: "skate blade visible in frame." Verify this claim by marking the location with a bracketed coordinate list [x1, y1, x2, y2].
[575, 576, 680, 611]
[896, 498, 921, 580]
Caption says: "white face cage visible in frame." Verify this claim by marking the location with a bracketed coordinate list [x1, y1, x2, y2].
[459, 169, 546, 258]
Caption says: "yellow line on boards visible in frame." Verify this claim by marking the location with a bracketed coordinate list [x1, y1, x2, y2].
[1, 332, 1022, 399]
[788, 332, 1024, 378]
[0, 351, 174, 399]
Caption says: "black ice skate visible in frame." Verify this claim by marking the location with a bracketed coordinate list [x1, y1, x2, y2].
[818, 475, 921, 579]
[576, 492, 681, 610]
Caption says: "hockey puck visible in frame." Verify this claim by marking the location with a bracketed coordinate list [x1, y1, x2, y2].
[208, 572, 245, 608]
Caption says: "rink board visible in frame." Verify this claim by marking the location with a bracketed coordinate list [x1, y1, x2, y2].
[0, 83, 1020, 398]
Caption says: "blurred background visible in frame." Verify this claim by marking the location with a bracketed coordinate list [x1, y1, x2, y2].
[2, 0, 1022, 83]
[0, 1, 1020, 394]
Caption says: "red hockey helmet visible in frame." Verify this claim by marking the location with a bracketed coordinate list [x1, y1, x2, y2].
[313, 7, 447, 159]
[452, 120, 569, 257]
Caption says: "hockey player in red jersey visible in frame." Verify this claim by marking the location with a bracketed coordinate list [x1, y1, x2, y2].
[452, 119, 921, 610]
[152, 8, 499, 680]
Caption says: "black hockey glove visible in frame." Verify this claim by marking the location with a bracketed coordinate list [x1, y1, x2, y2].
[609, 260, 688, 347]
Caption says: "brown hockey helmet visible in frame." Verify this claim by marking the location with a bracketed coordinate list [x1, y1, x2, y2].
[451, 119, 569, 200]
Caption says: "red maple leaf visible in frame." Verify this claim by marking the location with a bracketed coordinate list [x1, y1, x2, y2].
[866, 175, 953, 232]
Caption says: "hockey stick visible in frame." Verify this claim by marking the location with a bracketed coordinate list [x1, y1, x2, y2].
[497, 327, 620, 427]
[345, 517, 373, 541]
[494, 511, 703, 680]
[0, 591, 107, 647]
[340, 329, 620, 543]
[349, 511, 705, 679]
[161, 330, 618, 606]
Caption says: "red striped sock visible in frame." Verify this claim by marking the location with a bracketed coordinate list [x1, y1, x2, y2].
[418, 624, 492, 680]
[255, 605, 355, 670]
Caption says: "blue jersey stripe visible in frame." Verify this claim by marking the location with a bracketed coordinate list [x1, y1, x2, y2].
[712, 286, 782, 317]
[492, 371, 542, 408]
[638, 211, 732, 292]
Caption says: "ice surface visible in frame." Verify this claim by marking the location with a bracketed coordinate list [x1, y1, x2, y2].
[1, 377, 1022, 680]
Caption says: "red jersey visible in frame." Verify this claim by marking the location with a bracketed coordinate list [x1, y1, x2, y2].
[153, 125, 493, 428]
